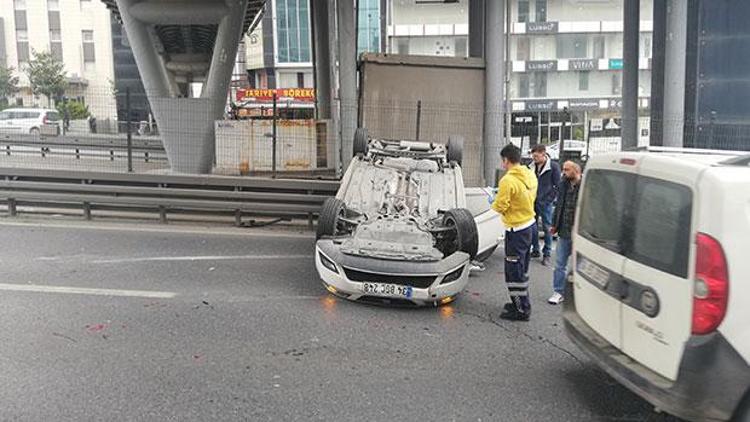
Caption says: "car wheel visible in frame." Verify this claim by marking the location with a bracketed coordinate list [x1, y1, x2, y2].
[353, 127, 369, 157]
[30, 127, 40, 136]
[447, 135, 464, 165]
[316, 197, 346, 240]
[441, 208, 478, 259]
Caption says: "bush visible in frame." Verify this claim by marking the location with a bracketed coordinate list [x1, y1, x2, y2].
[57, 100, 90, 119]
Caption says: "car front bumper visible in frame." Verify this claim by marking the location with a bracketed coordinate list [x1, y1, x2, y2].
[315, 239, 470, 306]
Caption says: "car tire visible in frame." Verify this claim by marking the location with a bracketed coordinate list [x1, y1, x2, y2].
[30, 127, 40, 136]
[442, 208, 478, 259]
[447, 136, 464, 166]
[316, 197, 346, 240]
[353, 127, 369, 157]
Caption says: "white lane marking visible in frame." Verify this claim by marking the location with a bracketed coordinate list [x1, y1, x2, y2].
[0, 220, 314, 239]
[92, 254, 312, 264]
[0, 283, 176, 299]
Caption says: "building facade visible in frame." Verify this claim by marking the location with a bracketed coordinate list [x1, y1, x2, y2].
[0, 0, 117, 121]
[387, 0, 653, 146]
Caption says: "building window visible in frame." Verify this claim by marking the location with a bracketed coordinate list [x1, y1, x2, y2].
[579, 71, 589, 91]
[516, 37, 530, 60]
[50, 30, 63, 61]
[519, 74, 530, 97]
[16, 30, 29, 64]
[529, 72, 546, 97]
[593, 36, 605, 59]
[518, 0, 529, 23]
[535, 0, 547, 22]
[297, 72, 305, 88]
[641, 35, 651, 57]
[275, 0, 311, 63]
[397, 38, 409, 55]
[557, 34, 588, 59]
[48, 11, 61, 30]
[612, 72, 622, 95]
[82, 30, 96, 63]
[357, 0, 380, 54]
[14, 10, 27, 30]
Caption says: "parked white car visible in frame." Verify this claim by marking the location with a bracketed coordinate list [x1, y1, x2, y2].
[0, 108, 61, 136]
[315, 129, 503, 306]
[564, 147, 750, 421]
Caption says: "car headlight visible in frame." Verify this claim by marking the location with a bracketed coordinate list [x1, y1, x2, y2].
[440, 265, 465, 285]
[318, 252, 339, 274]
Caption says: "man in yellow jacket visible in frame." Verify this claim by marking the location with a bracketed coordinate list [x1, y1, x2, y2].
[491, 144, 538, 321]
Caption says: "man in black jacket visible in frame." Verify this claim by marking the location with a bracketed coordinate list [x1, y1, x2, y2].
[548, 161, 582, 305]
[529, 145, 560, 266]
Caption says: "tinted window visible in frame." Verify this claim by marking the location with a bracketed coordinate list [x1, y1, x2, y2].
[0, 112, 9, 120]
[46, 111, 60, 121]
[628, 177, 692, 278]
[22, 112, 40, 119]
[578, 169, 635, 252]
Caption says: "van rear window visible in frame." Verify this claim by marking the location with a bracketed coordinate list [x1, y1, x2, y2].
[578, 169, 693, 278]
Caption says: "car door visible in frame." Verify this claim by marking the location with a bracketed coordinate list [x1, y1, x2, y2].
[573, 163, 638, 349]
[465, 187, 504, 256]
[620, 159, 696, 381]
[1, 111, 20, 133]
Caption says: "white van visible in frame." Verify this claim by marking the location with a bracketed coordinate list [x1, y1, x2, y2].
[0, 108, 61, 136]
[563, 147, 750, 421]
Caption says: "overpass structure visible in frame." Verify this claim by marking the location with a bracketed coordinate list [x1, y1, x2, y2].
[102, 0, 647, 185]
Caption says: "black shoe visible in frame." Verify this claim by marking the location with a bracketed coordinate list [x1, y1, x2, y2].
[503, 302, 515, 312]
[541, 256, 550, 266]
[499, 308, 530, 322]
[530, 251, 541, 258]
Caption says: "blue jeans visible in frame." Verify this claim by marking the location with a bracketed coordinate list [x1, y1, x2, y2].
[553, 237, 573, 295]
[532, 202, 554, 257]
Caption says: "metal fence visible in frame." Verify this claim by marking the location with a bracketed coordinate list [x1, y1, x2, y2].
[3, 89, 749, 180]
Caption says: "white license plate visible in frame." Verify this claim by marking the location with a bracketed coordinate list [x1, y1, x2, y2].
[362, 282, 414, 298]
[577, 258, 610, 289]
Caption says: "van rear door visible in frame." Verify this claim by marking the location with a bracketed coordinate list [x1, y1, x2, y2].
[619, 159, 696, 381]
[574, 165, 638, 349]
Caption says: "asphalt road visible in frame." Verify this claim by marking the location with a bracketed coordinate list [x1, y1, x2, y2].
[0, 219, 682, 421]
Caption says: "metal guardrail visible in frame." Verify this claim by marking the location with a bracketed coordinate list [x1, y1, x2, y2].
[0, 135, 167, 163]
[0, 167, 340, 226]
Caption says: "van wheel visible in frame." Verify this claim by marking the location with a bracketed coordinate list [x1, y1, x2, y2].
[316, 198, 347, 240]
[447, 136, 464, 166]
[30, 128, 40, 136]
[732, 389, 750, 422]
[441, 208, 478, 259]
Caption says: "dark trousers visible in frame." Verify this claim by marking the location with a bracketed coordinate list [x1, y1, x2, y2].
[504, 225, 533, 315]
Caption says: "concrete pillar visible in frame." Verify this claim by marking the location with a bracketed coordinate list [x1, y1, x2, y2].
[117, 0, 248, 174]
[621, 0, 640, 150]
[649, 0, 667, 146]
[469, 0, 484, 58]
[115, 0, 172, 98]
[311, 0, 332, 119]
[663, 0, 688, 147]
[337, 0, 358, 173]
[483, 0, 505, 186]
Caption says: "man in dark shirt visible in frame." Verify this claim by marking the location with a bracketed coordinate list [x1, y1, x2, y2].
[548, 161, 582, 305]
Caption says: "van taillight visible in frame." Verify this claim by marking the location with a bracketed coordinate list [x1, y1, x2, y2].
[692, 233, 729, 335]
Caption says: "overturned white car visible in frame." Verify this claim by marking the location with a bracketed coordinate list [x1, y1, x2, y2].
[315, 129, 503, 306]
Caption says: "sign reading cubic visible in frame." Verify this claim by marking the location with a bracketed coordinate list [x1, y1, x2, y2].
[526, 21, 559, 34]
[526, 60, 557, 72]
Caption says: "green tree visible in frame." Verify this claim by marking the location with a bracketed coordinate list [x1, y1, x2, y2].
[0, 65, 20, 109]
[25, 50, 68, 107]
